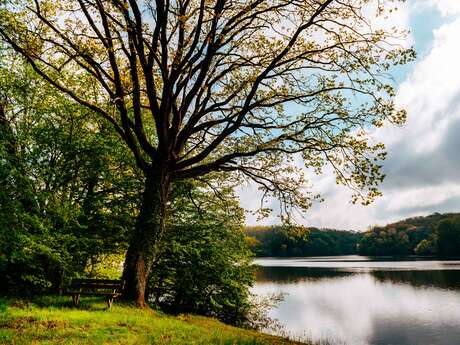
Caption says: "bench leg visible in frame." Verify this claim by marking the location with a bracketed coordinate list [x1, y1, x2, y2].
[71, 294, 80, 306]
[107, 297, 113, 309]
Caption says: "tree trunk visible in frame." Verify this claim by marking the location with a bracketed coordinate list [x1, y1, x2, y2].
[122, 171, 170, 307]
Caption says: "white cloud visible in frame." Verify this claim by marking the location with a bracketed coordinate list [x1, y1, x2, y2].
[392, 16, 460, 152]
[411, 0, 460, 16]
[308, 4, 460, 229]
[425, 0, 460, 16]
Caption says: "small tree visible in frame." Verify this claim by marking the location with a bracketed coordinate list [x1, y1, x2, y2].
[0, 0, 413, 306]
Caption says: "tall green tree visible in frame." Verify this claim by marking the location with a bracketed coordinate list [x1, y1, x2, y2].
[0, 0, 414, 306]
[0, 53, 138, 293]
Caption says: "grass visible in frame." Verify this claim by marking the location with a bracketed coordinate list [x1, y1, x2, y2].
[0, 296, 305, 345]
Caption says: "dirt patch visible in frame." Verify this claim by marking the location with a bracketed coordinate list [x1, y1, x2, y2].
[9, 300, 31, 309]
[116, 321, 138, 332]
[0, 316, 38, 329]
[37, 319, 69, 329]
[159, 334, 172, 342]
[0, 317, 69, 330]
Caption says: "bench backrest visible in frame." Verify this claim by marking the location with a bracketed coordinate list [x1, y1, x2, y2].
[70, 279, 125, 292]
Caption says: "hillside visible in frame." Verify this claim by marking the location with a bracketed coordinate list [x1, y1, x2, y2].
[245, 212, 460, 257]
[245, 226, 362, 257]
[358, 212, 460, 256]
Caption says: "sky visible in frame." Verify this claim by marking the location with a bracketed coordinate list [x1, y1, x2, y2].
[241, 0, 460, 231]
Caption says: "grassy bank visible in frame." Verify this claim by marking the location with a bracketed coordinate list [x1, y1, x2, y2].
[0, 296, 304, 345]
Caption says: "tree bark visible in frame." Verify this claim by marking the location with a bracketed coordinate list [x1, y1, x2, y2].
[122, 171, 170, 307]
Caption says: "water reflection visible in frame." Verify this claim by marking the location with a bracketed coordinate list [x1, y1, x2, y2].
[256, 266, 354, 284]
[371, 270, 460, 290]
[253, 257, 460, 345]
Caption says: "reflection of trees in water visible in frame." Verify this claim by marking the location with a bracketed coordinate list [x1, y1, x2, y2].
[256, 266, 460, 290]
[368, 317, 460, 345]
[371, 270, 460, 290]
[256, 266, 355, 284]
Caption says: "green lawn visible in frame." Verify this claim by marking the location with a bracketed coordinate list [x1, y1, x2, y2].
[0, 296, 305, 345]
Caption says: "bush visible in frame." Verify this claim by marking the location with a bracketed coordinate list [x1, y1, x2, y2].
[0, 210, 69, 294]
[148, 223, 255, 327]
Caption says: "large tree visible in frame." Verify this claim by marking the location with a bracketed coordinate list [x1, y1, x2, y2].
[0, 0, 413, 306]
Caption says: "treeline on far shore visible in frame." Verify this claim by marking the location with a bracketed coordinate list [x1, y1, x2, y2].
[244, 212, 460, 257]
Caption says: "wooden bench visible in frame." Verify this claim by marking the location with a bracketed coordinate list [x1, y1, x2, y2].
[67, 279, 125, 309]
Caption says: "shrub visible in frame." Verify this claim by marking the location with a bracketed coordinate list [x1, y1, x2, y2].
[148, 223, 255, 327]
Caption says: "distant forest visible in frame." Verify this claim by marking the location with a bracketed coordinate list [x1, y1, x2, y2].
[245, 212, 460, 257]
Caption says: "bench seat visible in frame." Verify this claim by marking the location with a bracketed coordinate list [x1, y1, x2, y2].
[67, 278, 124, 308]
[67, 291, 121, 296]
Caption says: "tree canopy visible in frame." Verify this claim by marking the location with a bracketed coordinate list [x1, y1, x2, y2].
[0, 0, 413, 208]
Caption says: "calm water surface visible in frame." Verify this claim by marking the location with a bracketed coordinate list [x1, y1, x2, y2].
[253, 256, 460, 345]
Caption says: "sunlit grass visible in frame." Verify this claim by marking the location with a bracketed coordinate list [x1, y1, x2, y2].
[0, 296, 305, 344]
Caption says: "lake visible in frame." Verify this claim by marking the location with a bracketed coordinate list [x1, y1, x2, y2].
[253, 256, 460, 345]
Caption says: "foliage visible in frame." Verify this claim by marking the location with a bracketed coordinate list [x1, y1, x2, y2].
[358, 212, 460, 256]
[245, 226, 361, 257]
[414, 239, 436, 256]
[0, 0, 414, 211]
[0, 0, 415, 304]
[0, 212, 69, 294]
[169, 178, 244, 227]
[0, 60, 65, 293]
[0, 54, 258, 325]
[358, 226, 412, 256]
[246, 213, 460, 258]
[149, 179, 256, 327]
[244, 293, 285, 333]
[0, 296, 303, 345]
[149, 224, 254, 327]
[83, 253, 125, 280]
[0, 56, 137, 294]
[436, 217, 460, 256]
[0, 55, 257, 326]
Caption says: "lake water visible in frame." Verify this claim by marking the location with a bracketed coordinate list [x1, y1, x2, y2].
[253, 256, 460, 345]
